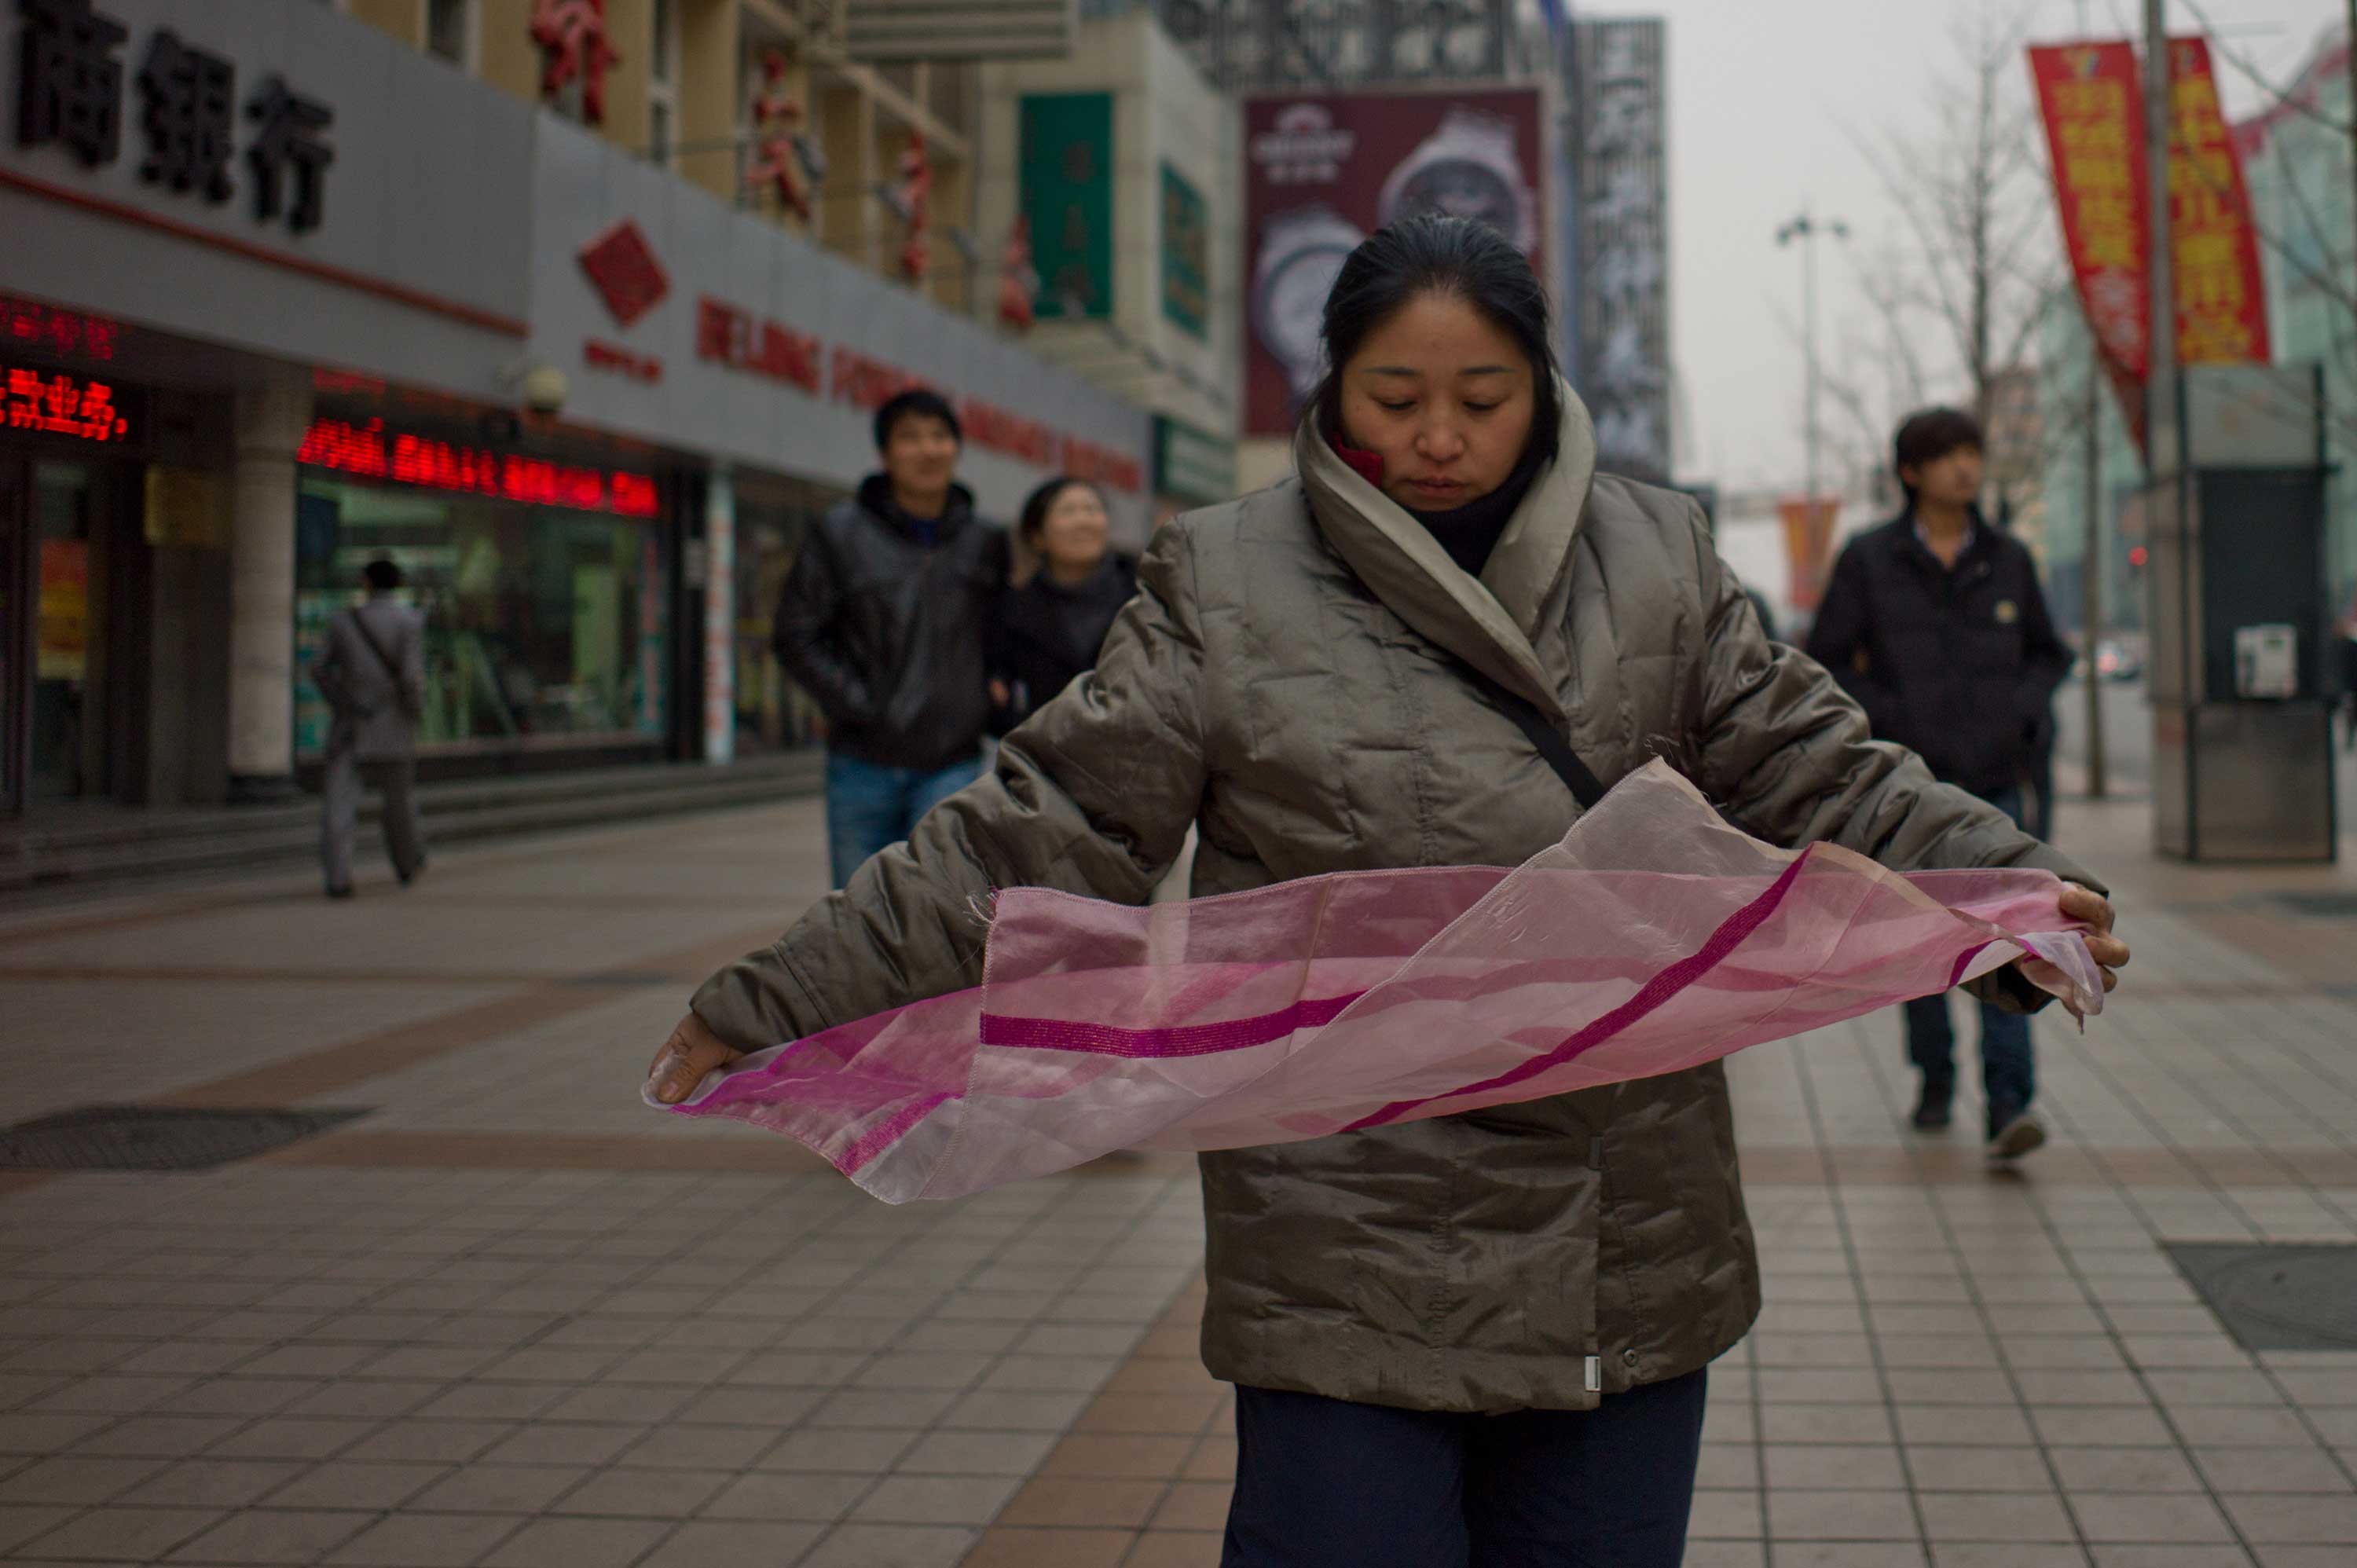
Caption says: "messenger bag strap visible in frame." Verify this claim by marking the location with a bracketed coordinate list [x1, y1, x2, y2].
[1450, 654, 1608, 811]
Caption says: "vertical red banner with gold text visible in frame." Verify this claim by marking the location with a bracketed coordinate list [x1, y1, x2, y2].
[2029, 42, 2151, 435]
[2166, 36, 2271, 365]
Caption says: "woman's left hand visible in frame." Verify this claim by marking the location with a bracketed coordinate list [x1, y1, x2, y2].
[2021, 884, 2129, 997]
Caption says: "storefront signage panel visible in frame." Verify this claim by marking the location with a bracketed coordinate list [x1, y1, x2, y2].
[527, 118, 1154, 541]
[3, 358, 137, 446]
[1, 0, 534, 404]
[1020, 93, 1114, 321]
[297, 416, 658, 518]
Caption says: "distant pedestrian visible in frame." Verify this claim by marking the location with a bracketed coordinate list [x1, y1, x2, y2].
[773, 389, 1009, 888]
[989, 476, 1135, 732]
[1806, 408, 2074, 1158]
[312, 558, 427, 899]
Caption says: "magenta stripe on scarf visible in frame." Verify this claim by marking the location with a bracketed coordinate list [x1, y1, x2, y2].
[978, 991, 1364, 1058]
[1338, 849, 1817, 1134]
[841, 1091, 955, 1174]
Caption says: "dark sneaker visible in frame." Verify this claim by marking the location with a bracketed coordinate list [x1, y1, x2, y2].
[1911, 1085, 1952, 1132]
[326, 885, 354, 900]
[1986, 1106, 2047, 1160]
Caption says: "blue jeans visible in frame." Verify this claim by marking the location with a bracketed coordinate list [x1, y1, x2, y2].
[824, 750, 982, 889]
[1222, 1372, 1709, 1568]
[1907, 784, 2034, 1115]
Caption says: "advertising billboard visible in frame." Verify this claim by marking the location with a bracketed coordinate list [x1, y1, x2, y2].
[1571, 19, 1670, 483]
[1243, 88, 1545, 437]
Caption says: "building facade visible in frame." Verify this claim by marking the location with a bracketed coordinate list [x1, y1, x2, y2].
[1, 0, 1149, 816]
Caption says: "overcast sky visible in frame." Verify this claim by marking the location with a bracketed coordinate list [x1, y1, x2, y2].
[1648, 0, 2341, 493]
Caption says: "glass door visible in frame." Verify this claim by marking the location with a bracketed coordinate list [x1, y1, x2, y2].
[27, 460, 100, 802]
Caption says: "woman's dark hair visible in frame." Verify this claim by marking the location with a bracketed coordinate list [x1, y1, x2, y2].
[1892, 407, 1983, 502]
[1311, 214, 1564, 467]
[874, 387, 963, 452]
[363, 558, 403, 592]
[1017, 475, 1105, 546]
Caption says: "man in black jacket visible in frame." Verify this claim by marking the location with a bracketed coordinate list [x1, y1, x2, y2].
[775, 389, 1008, 887]
[1807, 408, 2074, 1159]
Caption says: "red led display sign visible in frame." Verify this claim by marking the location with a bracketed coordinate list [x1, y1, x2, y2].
[298, 417, 658, 518]
[2, 296, 120, 361]
[5, 363, 134, 445]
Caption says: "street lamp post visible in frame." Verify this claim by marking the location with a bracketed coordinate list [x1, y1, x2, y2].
[1776, 207, 1850, 507]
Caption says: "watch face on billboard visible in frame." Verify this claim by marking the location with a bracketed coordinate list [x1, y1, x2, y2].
[1251, 207, 1363, 407]
[1243, 90, 1543, 437]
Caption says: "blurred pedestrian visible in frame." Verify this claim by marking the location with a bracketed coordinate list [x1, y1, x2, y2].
[658, 220, 2128, 1565]
[1805, 408, 2075, 1157]
[988, 476, 1135, 732]
[773, 388, 1009, 888]
[312, 558, 427, 899]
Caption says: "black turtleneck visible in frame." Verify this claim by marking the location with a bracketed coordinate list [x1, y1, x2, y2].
[1404, 445, 1545, 577]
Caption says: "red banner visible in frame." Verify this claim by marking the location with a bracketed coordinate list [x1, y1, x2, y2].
[1779, 498, 1840, 615]
[2030, 42, 2151, 387]
[2031, 38, 2271, 448]
[2167, 36, 2271, 365]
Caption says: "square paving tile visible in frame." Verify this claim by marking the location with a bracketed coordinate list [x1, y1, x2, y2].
[852, 1472, 1023, 1526]
[165, 1507, 375, 1563]
[1765, 1489, 1920, 1541]
[14, 1504, 225, 1560]
[321, 1511, 529, 1566]
[796, 1522, 977, 1567]
[2067, 1490, 2238, 1544]
[479, 1515, 672, 1568]
[634, 1519, 829, 1567]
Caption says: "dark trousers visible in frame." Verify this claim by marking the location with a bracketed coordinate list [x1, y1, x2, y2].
[321, 749, 425, 893]
[1907, 782, 2034, 1114]
[1222, 1372, 1710, 1568]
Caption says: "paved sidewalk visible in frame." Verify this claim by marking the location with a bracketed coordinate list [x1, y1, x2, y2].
[1, 784, 2353, 1566]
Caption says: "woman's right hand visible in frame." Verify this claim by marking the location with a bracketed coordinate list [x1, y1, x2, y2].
[646, 1010, 744, 1105]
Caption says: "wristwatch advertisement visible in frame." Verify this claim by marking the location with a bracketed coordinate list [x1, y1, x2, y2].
[1250, 205, 1365, 408]
[1376, 108, 1538, 254]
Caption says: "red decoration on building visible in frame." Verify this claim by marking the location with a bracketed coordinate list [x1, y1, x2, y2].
[895, 131, 932, 282]
[997, 216, 1037, 332]
[530, 0, 619, 125]
[4, 363, 132, 444]
[298, 416, 658, 517]
[577, 220, 669, 327]
[2, 295, 121, 360]
[584, 339, 662, 383]
[744, 53, 814, 224]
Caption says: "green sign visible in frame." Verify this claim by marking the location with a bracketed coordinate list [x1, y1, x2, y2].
[1153, 415, 1235, 507]
[1160, 163, 1208, 340]
[1021, 93, 1113, 321]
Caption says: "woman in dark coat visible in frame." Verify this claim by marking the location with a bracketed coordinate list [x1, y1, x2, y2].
[988, 475, 1137, 731]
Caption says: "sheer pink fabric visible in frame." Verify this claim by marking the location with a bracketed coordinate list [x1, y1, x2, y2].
[654, 763, 2102, 1203]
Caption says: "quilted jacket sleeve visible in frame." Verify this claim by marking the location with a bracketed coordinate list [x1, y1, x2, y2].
[1675, 504, 2106, 1012]
[691, 522, 1210, 1051]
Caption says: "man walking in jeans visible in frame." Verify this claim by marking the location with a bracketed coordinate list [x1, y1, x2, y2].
[1807, 408, 2074, 1159]
[775, 388, 1008, 888]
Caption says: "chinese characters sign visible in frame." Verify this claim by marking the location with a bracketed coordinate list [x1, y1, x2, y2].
[13, 0, 336, 231]
[2167, 37, 2269, 365]
[1020, 93, 1113, 321]
[4, 360, 133, 443]
[2030, 42, 2150, 383]
[298, 416, 660, 518]
[2, 293, 119, 358]
[1160, 163, 1208, 341]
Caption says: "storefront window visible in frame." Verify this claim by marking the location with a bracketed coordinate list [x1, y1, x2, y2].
[295, 475, 669, 757]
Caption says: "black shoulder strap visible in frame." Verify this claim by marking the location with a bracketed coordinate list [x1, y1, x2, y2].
[1453, 656, 1609, 811]
[349, 606, 404, 688]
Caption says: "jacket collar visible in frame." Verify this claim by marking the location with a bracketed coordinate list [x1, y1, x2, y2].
[857, 474, 975, 541]
[1294, 377, 1599, 718]
[1890, 504, 1994, 573]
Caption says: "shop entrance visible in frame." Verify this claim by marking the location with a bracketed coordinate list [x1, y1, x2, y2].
[2, 454, 134, 815]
